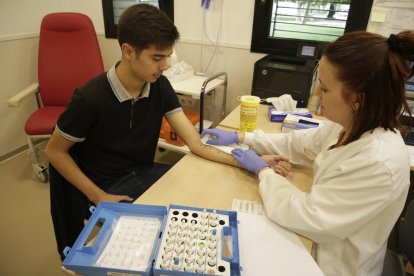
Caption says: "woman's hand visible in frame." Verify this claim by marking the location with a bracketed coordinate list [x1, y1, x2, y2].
[261, 155, 291, 177]
[201, 128, 239, 145]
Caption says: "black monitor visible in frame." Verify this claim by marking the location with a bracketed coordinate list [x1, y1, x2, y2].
[101, 0, 174, 39]
[251, 0, 374, 58]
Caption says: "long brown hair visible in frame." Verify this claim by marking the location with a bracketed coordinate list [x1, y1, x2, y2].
[323, 31, 414, 145]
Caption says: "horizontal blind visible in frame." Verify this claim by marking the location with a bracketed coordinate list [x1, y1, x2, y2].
[270, 0, 350, 42]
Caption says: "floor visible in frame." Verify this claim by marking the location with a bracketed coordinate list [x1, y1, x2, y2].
[0, 144, 183, 276]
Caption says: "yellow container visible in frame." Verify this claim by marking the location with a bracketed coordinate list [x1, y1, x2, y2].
[239, 95, 260, 132]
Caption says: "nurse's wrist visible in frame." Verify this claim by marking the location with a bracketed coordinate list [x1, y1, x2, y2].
[256, 166, 271, 177]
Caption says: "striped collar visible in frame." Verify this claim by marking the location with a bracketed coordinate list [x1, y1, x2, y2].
[107, 61, 150, 102]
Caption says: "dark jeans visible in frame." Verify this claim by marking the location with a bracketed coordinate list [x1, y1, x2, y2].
[50, 162, 172, 261]
[106, 163, 172, 200]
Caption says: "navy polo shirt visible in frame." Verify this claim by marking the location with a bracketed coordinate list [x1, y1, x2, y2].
[56, 62, 181, 188]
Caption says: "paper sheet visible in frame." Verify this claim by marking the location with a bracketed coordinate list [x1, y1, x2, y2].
[200, 134, 249, 154]
[237, 212, 323, 276]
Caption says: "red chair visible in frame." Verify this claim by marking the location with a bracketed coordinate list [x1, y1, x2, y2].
[7, 13, 104, 182]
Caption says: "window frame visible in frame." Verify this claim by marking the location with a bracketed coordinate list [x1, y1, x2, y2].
[250, 0, 373, 57]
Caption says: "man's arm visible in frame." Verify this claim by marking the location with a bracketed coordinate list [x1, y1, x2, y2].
[45, 130, 133, 205]
[166, 111, 240, 167]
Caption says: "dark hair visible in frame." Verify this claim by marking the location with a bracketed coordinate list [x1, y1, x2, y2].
[323, 31, 414, 145]
[117, 4, 179, 52]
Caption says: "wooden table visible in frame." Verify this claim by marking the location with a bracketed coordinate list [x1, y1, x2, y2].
[135, 104, 314, 251]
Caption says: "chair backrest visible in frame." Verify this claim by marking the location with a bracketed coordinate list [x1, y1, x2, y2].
[38, 12, 104, 107]
[399, 198, 414, 265]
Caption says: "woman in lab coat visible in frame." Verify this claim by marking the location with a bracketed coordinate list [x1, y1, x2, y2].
[202, 31, 414, 275]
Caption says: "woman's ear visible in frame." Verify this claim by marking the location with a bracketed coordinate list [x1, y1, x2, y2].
[351, 92, 364, 112]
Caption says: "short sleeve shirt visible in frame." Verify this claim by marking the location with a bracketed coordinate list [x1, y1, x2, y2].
[56, 62, 181, 187]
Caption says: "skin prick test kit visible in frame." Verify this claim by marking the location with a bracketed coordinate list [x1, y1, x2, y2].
[63, 202, 241, 276]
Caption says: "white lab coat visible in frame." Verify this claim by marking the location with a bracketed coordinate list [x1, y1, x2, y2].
[243, 122, 410, 276]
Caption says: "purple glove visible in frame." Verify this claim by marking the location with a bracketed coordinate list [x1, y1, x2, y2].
[201, 128, 239, 146]
[231, 149, 269, 175]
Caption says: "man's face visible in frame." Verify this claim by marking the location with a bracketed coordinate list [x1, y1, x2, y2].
[127, 44, 173, 83]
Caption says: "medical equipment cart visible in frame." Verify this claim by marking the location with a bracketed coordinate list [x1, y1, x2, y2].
[158, 72, 228, 154]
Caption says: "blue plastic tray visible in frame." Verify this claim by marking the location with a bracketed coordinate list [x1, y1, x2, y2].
[63, 202, 241, 276]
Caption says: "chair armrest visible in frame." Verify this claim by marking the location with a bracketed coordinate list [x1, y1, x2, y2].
[7, 83, 39, 107]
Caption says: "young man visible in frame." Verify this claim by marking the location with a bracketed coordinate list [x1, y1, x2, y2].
[45, 4, 241, 260]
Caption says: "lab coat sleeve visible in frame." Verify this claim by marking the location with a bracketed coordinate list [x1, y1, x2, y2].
[258, 156, 394, 243]
[243, 122, 341, 167]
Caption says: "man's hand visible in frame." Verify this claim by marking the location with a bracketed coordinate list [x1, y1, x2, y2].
[93, 193, 133, 205]
[201, 128, 239, 145]
[261, 155, 291, 177]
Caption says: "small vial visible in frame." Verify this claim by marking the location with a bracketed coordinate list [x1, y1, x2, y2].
[187, 240, 195, 247]
[196, 264, 205, 273]
[207, 257, 217, 267]
[208, 249, 217, 258]
[164, 244, 173, 253]
[199, 226, 208, 233]
[175, 246, 184, 254]
[189, 220, 198, 231]
[199, 233, 207, 240]
[197, 250, 206, 257]
[209, 210, 218, 220]
[196, 257, 205, 265]
[166, 237, 175, 245]
[162, 252, 172, 260]
[209, 220, 218, 227]
[209, 235, 217, 242]
[184, 264, 195, 272]
[168, 229, 176, 237]
[201, 209, 208, 220]
[185, 257, 194, 265]
[208, 241, 217, 250]
[198, 241, 206, 250]
[188, 232, 197, 240]
[186, 247, 195, 255]
[179, 223, 188, 231]
[176, 239, 185, 246]
[160, 259, 170, 269]
[172, 257, 181, 271]
[170, 217, 178, 227]
[207, 268, 217, 275]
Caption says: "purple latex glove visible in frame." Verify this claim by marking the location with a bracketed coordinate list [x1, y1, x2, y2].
[201, 128, 239, 146]
[231, 148, 269, 175]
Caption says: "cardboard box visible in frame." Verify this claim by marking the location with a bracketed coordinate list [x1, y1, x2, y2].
[267, 106, 312, 122]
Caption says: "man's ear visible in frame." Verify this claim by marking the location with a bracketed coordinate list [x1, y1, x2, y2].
[121, 43, 135, 60]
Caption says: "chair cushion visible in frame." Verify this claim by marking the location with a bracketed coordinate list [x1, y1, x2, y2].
[24, 106, 66, 135]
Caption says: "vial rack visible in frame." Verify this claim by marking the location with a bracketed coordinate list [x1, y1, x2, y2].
[153, 206, 240, 276]
[62, 202, 241, 276]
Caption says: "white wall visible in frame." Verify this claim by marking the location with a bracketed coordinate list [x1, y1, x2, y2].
[1, 0, 400, 159]
[0, 0, 262, 159]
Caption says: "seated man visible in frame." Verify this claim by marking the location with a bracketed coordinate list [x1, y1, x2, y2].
[46, 3, 290, 260]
